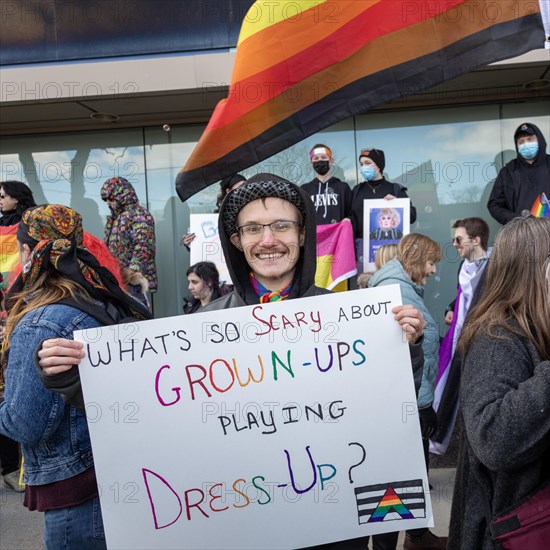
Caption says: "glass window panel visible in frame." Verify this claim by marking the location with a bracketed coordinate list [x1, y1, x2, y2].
[0, 129, 146, 239]
[143, 125, 204, 318]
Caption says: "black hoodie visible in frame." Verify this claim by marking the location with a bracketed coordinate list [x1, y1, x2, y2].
[301, 176, 352, 225]
[487, 122, 550, 225]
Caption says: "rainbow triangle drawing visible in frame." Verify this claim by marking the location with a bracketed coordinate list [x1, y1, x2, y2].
[530, 193, 550, 218]
[368, 486, 415, 523]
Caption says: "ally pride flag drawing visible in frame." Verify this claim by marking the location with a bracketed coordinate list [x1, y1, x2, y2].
[76, 286, 430, 549]
[176, 0, 549, 201]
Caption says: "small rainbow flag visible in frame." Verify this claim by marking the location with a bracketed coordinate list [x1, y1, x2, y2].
[530, 192, 550, 218]
[315, 220, 356, 292]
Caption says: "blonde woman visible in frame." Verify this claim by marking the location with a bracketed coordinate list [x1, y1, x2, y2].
[369, 233, 445, 550]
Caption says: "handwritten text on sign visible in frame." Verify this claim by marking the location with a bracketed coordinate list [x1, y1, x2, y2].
[76, 286, 432, 550]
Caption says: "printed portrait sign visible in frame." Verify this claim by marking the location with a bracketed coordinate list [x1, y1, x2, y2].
[76, 286, 432, 549]
[189, 213, 231, 284]
[362, 199, 411, 272]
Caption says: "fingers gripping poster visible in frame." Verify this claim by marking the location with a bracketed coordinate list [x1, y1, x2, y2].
[76, 286, 432, 549]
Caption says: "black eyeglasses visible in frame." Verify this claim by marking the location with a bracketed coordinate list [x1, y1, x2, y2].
[237, 220, 301, 237]
[452, 236, 464, 244]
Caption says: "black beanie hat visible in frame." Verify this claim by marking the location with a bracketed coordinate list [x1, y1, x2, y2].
[359, 148, 386, 172]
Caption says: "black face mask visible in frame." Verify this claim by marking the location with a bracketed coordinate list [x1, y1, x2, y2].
[312, 160, 330, 176]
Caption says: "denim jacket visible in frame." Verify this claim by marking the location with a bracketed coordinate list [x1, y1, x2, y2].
[0, 304, 102, 485]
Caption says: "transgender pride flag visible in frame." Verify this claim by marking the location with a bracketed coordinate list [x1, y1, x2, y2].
[315, 220, 356, 291]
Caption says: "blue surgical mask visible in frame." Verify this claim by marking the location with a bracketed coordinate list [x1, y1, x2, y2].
[518, 142, 538, 160]
[360, 166, 376, 181]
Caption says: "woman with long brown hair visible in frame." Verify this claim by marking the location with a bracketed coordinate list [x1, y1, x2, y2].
[448, 216, 550, 549]
[0, 204, 150, 549]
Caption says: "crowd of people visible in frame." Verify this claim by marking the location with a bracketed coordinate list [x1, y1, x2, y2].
[0, 121, 549, 549]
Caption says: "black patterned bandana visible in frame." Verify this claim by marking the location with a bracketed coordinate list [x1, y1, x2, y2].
[220, 174, 307, 236]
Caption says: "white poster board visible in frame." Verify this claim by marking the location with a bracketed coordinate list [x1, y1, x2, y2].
[189, 213, 231, 284]
[362, 199, 411, 272]
[76, 286, 431, 550]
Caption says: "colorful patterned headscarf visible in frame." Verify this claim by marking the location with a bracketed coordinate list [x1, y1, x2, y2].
[11, 204, 150, 320]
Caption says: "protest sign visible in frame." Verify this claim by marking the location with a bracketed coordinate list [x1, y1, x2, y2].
[76, 285, 432, 549]
[189, 213, 231, 284]
[362, 199, 411, 272]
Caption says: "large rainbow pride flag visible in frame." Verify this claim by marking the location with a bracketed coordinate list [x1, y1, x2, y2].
[176, 0, 548, 201]
[530, 192, 550, 218]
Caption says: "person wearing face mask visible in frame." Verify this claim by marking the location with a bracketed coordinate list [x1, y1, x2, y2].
[301, 144, 352, 225]
[488, 122, 550, 225]
[351, 149, 417, 267]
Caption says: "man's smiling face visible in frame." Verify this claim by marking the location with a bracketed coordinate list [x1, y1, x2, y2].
[230, 197, 304, 290]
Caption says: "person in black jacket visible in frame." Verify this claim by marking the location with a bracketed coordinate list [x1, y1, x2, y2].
[351, 149, 417, 269]
[487, 122, 550, 225]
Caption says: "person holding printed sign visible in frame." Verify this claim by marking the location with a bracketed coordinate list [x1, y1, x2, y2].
[448, 216, 550, 549]
[0, 205, 151, 549]
[351, 149, 417, 266]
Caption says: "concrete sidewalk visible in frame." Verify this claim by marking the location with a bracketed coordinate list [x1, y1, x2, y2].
[0, 469, 455, 549]
[0, 481, 42, 550]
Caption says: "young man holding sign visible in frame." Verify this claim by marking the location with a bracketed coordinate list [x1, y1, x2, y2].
[36, 174, 426, 548]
